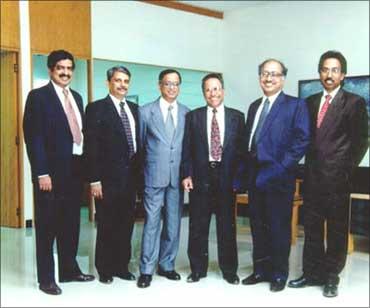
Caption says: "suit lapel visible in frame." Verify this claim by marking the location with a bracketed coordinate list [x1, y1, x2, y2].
[198, 107, 209, 156]
[223, 107, 234, 151]
[151, 100, 169, 142]
[46, 82, 70, 130]
[105, 95, 126, 135]
[173, 103, 185, 143]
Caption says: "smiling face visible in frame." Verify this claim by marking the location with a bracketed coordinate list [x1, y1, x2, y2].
[49, 59, 74, 88]
[159, 72, 180, 103]
[108, 71, 130, 101]
[319, 58, 345, 93]
[203, 78, 224, 108]
[259, 60, 285, 97]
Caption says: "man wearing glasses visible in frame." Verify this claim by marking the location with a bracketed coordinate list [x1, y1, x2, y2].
[288, 51, 368, 297]
[137, 69, 190, 288]
[242, 59, 310, 292]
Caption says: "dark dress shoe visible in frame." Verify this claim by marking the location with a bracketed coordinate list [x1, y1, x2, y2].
[99, 275, 113, 284]
[157, 268, 181, 280]
[60, 273, 95, 283]
[39, 282, 62, 295]
[288, 275, 324, 288]
[137, 274, 152, 288]
[270, 278, 286, 292]
[186, 272, 207, 283]
[242, 273, 268, 285]
[114, 271, 136, 281]
[323, 282, 338, 297]
[223, 273, 240, 285]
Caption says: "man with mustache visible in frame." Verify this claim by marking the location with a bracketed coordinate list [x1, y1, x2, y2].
[288, 51, 368, 297]
[23, 49, 95, 295]
[84, 66, 140, 284]
[242, 59, 310, 292]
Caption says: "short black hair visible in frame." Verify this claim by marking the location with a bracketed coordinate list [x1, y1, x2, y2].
[258, 58, 288, 76]
[201, 73, 224, 92]
[106, 66, 131, 81]
[318, 50, 347, 74]
[158, 69, 182, 84]
[47, 49, 75, 70]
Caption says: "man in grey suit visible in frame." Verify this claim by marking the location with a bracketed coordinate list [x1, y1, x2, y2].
[137, 69, 190, 288]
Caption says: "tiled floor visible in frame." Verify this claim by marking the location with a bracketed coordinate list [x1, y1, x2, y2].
[1, 209, 369, 307]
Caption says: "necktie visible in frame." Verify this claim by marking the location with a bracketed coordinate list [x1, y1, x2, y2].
[119, 101, 135, 158]
[316, 94, 332, 128]
[165, 105, 175, 140]
[210, 108, 222, 161]
[62, 88, 82, 145]
[251, 98, 270, 152]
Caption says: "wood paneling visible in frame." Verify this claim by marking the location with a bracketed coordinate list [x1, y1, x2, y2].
[1, 51, 21, 228]
[0, 1, 20, 50]
[141, 0, 223, 19]
[29, 1, 91, 59]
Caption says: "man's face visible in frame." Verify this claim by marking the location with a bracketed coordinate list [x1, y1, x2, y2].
[259, 60, 285, 97]
[49, 59, 74, 88]
[159, 72, 180, 103]
[203, 78, 224, 108]
[319, 58, 345, 93]
[108, 71, 130, 100]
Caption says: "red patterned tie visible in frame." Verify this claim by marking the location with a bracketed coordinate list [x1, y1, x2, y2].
[210, 108, 222, 160]
[316, 94, 332, 128]
[62, 88, 82, 145]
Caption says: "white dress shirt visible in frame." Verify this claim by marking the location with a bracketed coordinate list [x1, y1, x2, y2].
[318, 86, 340, 115]
[159, 97, 178, 128]
[207, 104, 225, 162]
[248, 90, 281, 151]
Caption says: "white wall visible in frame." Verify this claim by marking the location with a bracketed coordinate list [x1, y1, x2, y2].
[92, 1, 223, 72]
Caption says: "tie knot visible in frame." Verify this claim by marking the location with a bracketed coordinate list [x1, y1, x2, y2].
[63, 88, 69, 97]
[264, 98, 270, 105]
[212, 108, 217, 114]
[120, 101, 125, 109]
[168, 105, 173, 111]
[325, 94, 332, 101]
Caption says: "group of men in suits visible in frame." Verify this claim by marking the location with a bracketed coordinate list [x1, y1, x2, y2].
[24, 49, 367, 297]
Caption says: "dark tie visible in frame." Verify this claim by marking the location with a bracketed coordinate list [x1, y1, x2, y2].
[119, 101, 135, 158]
[165, 105, 175, 140]
[251, 98, 270, 152]
[62, 88, 82, 145]
[316, 94, 331, 128]
[210, 108, 222, 161]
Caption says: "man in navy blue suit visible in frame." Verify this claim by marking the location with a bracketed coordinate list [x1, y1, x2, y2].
[241, 59, 310, 292]
[23, 50, 94, 295]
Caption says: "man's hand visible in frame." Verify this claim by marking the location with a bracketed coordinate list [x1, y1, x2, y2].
[38, 176, 52, 191]
[182, 177, 194, 192]
[91, 183, 103, 199]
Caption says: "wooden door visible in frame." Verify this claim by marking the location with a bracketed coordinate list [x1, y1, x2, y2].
[1, 50, 21, 227]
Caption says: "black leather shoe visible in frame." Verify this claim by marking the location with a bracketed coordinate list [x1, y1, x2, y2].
[186, 272, 207, 283]
[270, 278, 286, 292]
[288, 275, 324, 288]
[39, 282, 62, 295]
[114, 271, 136, 281]
[223, 273, 240, 285]
[137, 274, 152, 288]
[157, 268, 181, 280]
[99, 275, 113, 284]
[60, 273, 95, 283]
[323, 282, 338, 297]
[242, 273, 268, 285]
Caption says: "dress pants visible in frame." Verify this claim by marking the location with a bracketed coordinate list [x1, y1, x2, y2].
[302, 192, 350, 282]
[95, 178, 136, 276]
[33, 155, 83, 284]
[188, 163, 238, 276]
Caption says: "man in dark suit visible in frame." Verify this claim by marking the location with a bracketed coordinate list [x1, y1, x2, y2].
[23, 49, 95, 295]
[181, 73, 244, 285]
[84, 66, 139, 284]
[288, 51, 368, 297]
[242, 59, 310, 292]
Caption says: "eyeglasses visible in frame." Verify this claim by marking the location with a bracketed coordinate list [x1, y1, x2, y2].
[260, 71, 283, 79]
[320, 67, 341, 74]
[162, 82, 180, 88]
[204, 86, 223, 93]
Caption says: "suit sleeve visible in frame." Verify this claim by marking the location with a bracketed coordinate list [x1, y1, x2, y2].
[23, 90, 49, 179]
[180, 112, 193, 179]
[349, 96, 368, 166]
[280, 98, 310, 170]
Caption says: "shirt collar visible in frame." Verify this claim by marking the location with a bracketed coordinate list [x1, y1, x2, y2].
[207, 103, 224, 113]
[109, 94, 126, 106]
[323, 86, 341, 101]
[263, 90, 281, 105]
[160, 97, 177, 109]
[51, 80, 70, 94]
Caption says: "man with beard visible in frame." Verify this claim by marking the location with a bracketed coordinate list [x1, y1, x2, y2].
[288, 51, 368, 297]
[23, 49, 95, 295]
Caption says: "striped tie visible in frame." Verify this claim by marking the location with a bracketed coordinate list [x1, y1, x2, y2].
[62, 88, 82, 145]
[119, 101, 135, 158]
[316, 94, 331, 128]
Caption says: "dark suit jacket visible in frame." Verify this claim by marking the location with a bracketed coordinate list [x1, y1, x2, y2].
[84, 95, 139, 187]
[181, 106, 245, 193]
[245, 92, 310, 193]
[23, 82, 84, 183]
[304, 88, 368, 193]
